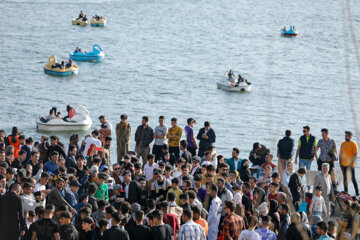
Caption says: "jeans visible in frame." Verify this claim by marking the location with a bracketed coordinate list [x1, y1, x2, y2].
[299, 158, 312, 170]
[341, 165, 359, 195]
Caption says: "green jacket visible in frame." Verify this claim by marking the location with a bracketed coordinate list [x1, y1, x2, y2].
[94, 183, 109, 201]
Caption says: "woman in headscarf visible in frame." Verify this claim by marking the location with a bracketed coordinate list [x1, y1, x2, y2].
[268, 199, 280, 232]
[281, 161, 295, 186]
[229, 170, 242, 187]
[253, 187, 266, 209]
[239, 159, 251, 182]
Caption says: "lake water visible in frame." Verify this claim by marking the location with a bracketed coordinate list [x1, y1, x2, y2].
[1, 0, 360, 191]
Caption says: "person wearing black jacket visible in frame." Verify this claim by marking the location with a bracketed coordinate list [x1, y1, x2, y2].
[277, 130, 294, 177]
[103, 212, 130, 240]
[196, 121, 216, 157]
[288, 168, 306, 209]
[134, 116, 154, 165]
[47, 136, 66, 161]
[285, 212, 312, 240]
[0, 184, 26, 240]
[249, 142, 270, 166]
[122, 171, 141, 204]
[65, 145, 77, 169]
[180, 140, 192, 163]
[59, 211, 79, 240]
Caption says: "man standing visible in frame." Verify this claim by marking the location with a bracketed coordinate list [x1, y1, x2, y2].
[59, 211, 79, 240]
[295, 126, 316, 170]
[314, 163, 335, 219]
[222, 201, 245, 240]
[99, 115, 112, 142]
[207, 183, 222, 240]
[226, 148, 242, 172]
[255, 215, 277, 240]
[178, 209, 206, 240]
[184, 118, 198, 156]
[103, 212, 130, 240]
[180, 140, 192, 164]
[48, 178, 76, 214]
[339, 131, 359, 196]
[166, 118, 182, 160]
[277, 130, 294, 177]
[116, 114, 131, 163]
[32, 204, 60, 240]
[285, 212, 312, 240]
[0, 184, 26, 240]
[152, 116, 167, 161]
[135, 116, 154, 165]
[315, 129, 337, 188]
[197, 121, 216, 157]
[83, 130, 102, 157]
[66, 145, 77, 169]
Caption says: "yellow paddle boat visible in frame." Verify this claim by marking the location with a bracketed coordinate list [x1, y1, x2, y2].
[91, 16, 107, 27]
[72, 18, 88, 26]
[44, 56, 79, 76]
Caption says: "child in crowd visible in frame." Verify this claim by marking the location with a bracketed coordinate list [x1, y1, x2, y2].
[309, 185, 327, 219]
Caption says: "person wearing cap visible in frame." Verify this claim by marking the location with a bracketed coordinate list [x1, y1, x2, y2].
[184, 118, 198, 157]
[191, 156, 202, 176]
[21, 182, 45, 212]
[135, 116, 154, 165]
[103, 212, 129, 240]
[116, 114, 132, 164]
[339, 130, 359, 196]
[48, 178, 76, 214]
[83, 130, 102, 157]
[249, 142, 270, 167]
[65, 179, 81, 209]
[122, 170, 141, 204]
[166, 118, 182, 160]
[226, 148, 242, 173]
[94, 173, 109, 201]
[196, 121, 216, 157]
[152, 116, 167, 161]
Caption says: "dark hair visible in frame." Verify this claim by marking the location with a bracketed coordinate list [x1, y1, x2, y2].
[171, 178, 179, 184]
[224, 200, 236, 212]
[271, 172, 280, 178]
[194, 174, 202, 181]
[99, 218, 109, 228]
[167, 192, 176, 201]
[206, 165, 216, 172]
[217, 177, 225, 184]
[105, 136, 112, 141]
[105, 205, 115, 214]
[60, 211, 72, 219]
[98, 115, 105, 120]
[345, 131, 353, 137]
[19, 134, 25, 140]
[182, 209, 192, 219]
[88, 183, 98, 194]
[159, 201, 169, 211]
[35, 206, 45, 216]
[204, 121, 210, 127]
[50, 151, 59, 157]
[187, 118, 194, 124]
[25, 137, 33, 144]
[285, 130, 291, 136]
[243, 182, 250, 189]
[146, 199, 156, 209]
[321, 128, 328, 133]
[248, 216, 258, 227]
[298, 167, 307, 174]
[171, 117, 177, 122]
[315, 185, 323, 191]
[191, 205, 201, 215]
[270, 182, 279, 188]
[120, 201, 131, 214]
[82, 216, 94, 224]
[317, 221, 328, 232]
[303, 126, 310, 131]
[179, 193, 189, 201]
[142, 116, 149, 122]
[80, 207, 91, 215]
[120, 114, 128, 120]
[76, 154, 85, 160]
[92, 130, 100, 136]
[147, 154, 155, 160]
[233, 148, 240, 154]
[328, 220, 336, 232]
[98, 200, 108, 209]
[187, 190, 197, 200]
[45, 204, 55, 214]
[111, 212, 123, 223]
[281, 204, 290, 213]
[135, 210, 144, 222]
[19, 150, 26, 156]
[152, 209, 163, 221]
[209, 183, 218, 193]
[180, 140, 187, 148]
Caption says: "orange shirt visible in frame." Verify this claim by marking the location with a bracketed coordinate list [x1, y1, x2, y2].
[195, 218, 208, 236]
[8, 135, 20, 158]
[341, 141, 358, 167]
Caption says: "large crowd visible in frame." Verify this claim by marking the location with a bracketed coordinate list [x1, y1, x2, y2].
[0, 114, 360, 240]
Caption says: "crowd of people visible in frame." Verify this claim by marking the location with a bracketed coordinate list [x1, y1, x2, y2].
[0, 115, 360, 240]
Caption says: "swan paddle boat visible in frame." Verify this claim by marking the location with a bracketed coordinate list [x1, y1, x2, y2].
[70, 44, 105, 61]
[36, 105, 92, 131]
[44, 56, 79, 76]
[72, 18, 88, 26]
[217, 72, 252, 92]
[281, 25, 298, 36]
[91, 16, 107, 27]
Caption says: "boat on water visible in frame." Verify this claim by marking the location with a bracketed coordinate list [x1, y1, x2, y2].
[70, 44, 105, 61]
[36, 105, 92, 131]
[72, 18, 88, 26]
[281, 25, 298, 36]
[43, 56, 79, 76]
[217, 72, 252, 92]
[91, 16, 107, 27]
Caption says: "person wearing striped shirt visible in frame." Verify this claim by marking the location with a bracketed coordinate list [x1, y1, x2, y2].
[179, 208, 206, 240]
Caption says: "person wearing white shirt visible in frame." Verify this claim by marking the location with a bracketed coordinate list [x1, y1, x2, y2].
[239, 216, 261, 240]
[143, 154, 159, 186]
[207, 183, 222, 240]
[83, 130, 102, 156]
[21, 182, 45, 212]
[34, 172, 50, 194]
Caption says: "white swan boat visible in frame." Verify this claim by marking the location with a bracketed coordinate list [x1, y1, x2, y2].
[36, 105, 92, 131]
[217, 74, 252, 92]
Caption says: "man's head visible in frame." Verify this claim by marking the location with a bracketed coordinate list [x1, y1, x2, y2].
[50, 151, 59, 163]
[224, 200, 236, 215]
[98, 115, 106, 124]
[327, 220, 336, 235]
[208, 183, 218, 197]
[18, 150, 27, 162]
[265, 153, 273, 163]
[216, 178, 225, 191]
[59, 211, 72, 226]
[158, 116, 165, 125]
[321, 128, 328, 139]
[147, 154, 155, 164]
[261, 215, 271, 229]
[111, 212, 123, 226]
[55, 178, 65, 190]
[298, 167, 307, 177]
[280, 204, 289, 215]
[142, 116, 149, 125]
[204, 121, 210, 131]
[345, 131, 353, 141]
[81, 217, 94, 231]
[123, 170, 132, 183]
[30, 151, 39, 163]
[316, 221, 328, 236]
[171, 118, 177, 127]
[181, 209, 193, 223]
[249, 177, 257, 189]
[45, 204, 56, 218]
[120, 114, 128, 123]
[50, 135, 58, 146]
[285, 130, 291, 137]
[232, 148, 240, 158]
[135, 210, 144, 224]
[269, 182, 279, 193]
[23, 182, 33, 195]
[277, 192, 286, 205]
[315, 185, 323, 196]
[179, 193, 189, 206]
[181, 164, 190, 175]
[321, 163, 329, 175]
[152, 209, 163, 225]
[303, 126, 310, 136]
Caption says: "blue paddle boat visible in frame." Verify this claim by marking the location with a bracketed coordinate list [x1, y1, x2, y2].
[281, 25, 298, 36]
[70, 44, 105, 61]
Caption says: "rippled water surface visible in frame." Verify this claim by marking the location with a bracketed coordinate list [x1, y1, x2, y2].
[1, 0, 360, 181]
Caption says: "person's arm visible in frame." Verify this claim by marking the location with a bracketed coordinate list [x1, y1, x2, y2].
[295, 145, 300, 165]
[208, 130, 216, 144]
[312, 138, 317, 160]
[196, 129, 203, 141]
[54, 232, 60, 240]
[126, 124, 132, 142]
[339, 144, 343, 163]
[222, 220, 231, 240]
[166, 128, 171, 140]
[32, 231, 37, 240]
[178, 226, 184, 240]
[174, 128, 182, 142]
[314, 142, 319, 161]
